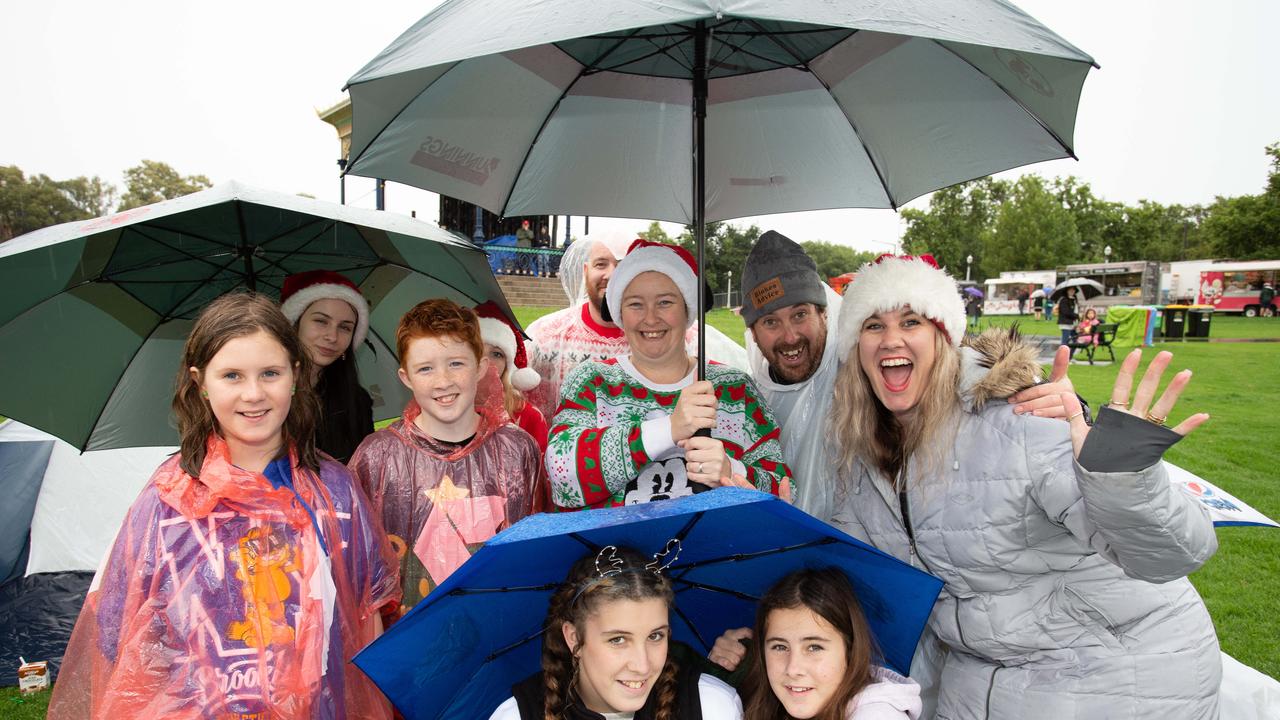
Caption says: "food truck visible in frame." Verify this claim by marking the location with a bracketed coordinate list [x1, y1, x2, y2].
[1061, 260, 1161, 307]
[982, 270, 1057, 314]
[1196, 260, 1280, 315]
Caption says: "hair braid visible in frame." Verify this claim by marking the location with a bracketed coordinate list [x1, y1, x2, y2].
[651, 656, 680, 720]
[541, 581, 577, 720]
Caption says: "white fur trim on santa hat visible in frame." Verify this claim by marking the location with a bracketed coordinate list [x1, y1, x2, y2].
[606, 245, 698, 328]
[280, 283, 370, 350]
[834, 256, 966, 361]
[477, 316, 541, 392]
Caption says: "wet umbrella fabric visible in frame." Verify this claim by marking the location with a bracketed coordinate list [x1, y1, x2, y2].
[342, 0, 1096, 375]
[352, 488, 943, 720]
[964, 286, 985, 298]
[1050, 277, 1105, 301]
[0, 181, 515, 451]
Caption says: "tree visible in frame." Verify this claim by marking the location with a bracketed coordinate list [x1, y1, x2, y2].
[901, 178, 1006, 277]
[118, 160, 212, 210]
[799, 241, 875, 279]
[675, 221, 759, 291]
[637, 221, 672, 245]
[1199, 141, 1280, 259]
[0, 166, 114, 241]
[983, 175, 1080, 274]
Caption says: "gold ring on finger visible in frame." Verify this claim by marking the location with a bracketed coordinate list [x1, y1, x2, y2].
[1067, 411, 1084, 422]
[1109, 399, 1128, 409]
[1145, 412, 1167, 426]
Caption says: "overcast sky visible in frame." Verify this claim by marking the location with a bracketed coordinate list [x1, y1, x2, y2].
[4, 0, 1277, 255]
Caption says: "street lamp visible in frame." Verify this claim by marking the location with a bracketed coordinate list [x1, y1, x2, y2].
[1104, 245, 1112, 262]
[966, 254, 974, 282]
[726, 270, 733, 309]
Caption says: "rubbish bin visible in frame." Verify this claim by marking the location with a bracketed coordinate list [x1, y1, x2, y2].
[1187, 306, 1213, 338]
[1162, 305, 1189, 340]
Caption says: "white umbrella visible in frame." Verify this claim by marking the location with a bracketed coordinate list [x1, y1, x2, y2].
[343, 0, 1096, 372]
[1050, 277, 1105, 301]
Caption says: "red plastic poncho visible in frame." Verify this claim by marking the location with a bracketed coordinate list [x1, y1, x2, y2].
[48, 436, 400, 720]
[349, 387, 546, 619]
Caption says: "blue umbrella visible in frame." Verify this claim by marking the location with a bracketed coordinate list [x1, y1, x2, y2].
[964, 286, 985, 298]
[354, 488, 942, 720]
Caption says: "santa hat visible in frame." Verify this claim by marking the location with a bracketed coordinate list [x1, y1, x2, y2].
[834, 254, 966, 360]
[280, 270, 370, 350]
[605, 239, 699, 328]
[473, 301, 541, 392]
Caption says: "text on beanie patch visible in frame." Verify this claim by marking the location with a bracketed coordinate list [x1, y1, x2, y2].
[751, 278, 786, 309]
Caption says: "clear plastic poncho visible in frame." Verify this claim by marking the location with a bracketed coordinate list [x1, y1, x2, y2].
[48, 435, 400, 720]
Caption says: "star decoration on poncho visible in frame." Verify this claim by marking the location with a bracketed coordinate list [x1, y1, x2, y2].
[424, 475, 470, 506]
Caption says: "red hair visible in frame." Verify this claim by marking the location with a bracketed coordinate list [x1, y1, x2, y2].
[395, 299, 484, 367]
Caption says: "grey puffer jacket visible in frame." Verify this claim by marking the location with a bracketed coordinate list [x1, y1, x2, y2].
[832, 331, 1221, 720]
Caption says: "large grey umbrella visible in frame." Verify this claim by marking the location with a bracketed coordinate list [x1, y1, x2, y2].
[342, 0, 1096, 373]
[1050, 277, 1105, 301]
[0, 181, 515, 451]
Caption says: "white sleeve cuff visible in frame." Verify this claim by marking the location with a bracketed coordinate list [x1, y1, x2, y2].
[729, 458, 748, 480]
[640, 416, 678, 460]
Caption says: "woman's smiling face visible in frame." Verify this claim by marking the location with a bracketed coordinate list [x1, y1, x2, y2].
[857, 306, 939, 417]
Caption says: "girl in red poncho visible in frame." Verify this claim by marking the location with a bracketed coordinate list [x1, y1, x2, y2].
[48, 292, 400, 720]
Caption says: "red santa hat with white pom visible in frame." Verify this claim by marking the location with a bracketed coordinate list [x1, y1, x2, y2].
[473, 301, 541, 392]
[834, 254, 967, 360]
[605, 239, 700, 328]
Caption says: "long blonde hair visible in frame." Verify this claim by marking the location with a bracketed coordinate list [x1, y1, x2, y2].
[831, 327, 961, 488]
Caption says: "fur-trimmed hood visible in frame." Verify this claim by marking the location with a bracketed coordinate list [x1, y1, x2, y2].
[959, 327, 1045, 411]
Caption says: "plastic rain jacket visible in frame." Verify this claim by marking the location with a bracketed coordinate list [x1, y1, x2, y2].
[745, 287, 842, 522]
[48, 435, 400, 720]
[348, 394, 545, 618]
[831, 330, 1221, 719]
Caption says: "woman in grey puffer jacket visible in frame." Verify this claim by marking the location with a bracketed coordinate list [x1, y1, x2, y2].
[828, 255, 1220, 720]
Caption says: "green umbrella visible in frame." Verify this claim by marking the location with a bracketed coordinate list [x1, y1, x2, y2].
[0, 180, 514, 451]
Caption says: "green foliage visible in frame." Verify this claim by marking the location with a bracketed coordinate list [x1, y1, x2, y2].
[984, 175, 1080, 274]
[902, 178, 1006, 275]
[637, 221, 671, 244]
[798, 240, 875, 279]
[118, 160, 212, 211]
[675, 221, 758, 291]
[0, 166, 115, 241]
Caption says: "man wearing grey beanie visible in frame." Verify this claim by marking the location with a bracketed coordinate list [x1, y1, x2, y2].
[742, 230, 843, 522]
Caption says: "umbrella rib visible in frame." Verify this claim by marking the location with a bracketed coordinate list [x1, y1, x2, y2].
[158, 252, 249, 322]
[344, 60, 464, 171]
[671, 579, 759, 603]
[481, 625, 547, 663]
[668, 537, 840, 573]
[707, 31, 805, 73]
[446, 582, 562, 596]
[593, 32, 694, 75]
[497, 72, 584, 217]
[668, 602, 712, 653]
[75, 314, 166, 452]
[932, 40, 1077, 160]
[574, 25, 647, 73]
[785, 28, 899, 209]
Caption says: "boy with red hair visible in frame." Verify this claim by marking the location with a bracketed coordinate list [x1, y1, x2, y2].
[349, 299, 544, 618]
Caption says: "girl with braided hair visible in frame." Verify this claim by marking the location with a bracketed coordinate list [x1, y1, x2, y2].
[489, 546, 743, 719]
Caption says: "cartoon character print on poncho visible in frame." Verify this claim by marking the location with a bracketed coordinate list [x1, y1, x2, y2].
[546, 357, 792, 510]
[47, 436, 399, 720]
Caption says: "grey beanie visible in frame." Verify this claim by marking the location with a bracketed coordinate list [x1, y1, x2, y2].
[740, 230, 827, 326]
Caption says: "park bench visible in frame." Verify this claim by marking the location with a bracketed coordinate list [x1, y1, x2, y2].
[1069, 322, 1117, 365]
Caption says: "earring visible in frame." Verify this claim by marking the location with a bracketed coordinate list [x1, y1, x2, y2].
[341, 352, 346, 360]
[291, 386, 296, 396]
[201, 390, 208, 399]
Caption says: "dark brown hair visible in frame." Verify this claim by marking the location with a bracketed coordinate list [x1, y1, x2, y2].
[173, 291, 321, 476]
[743, 568, 879, 720]
[541, 548, 679, 720]
[395, 298, 483, 367]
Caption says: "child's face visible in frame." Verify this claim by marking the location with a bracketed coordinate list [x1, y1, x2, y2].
[764, 606, 849, 719]
[398, 335, 485, 435]
[563, 597, 669, 715]
[194, 330, 295, 465]
[484, 343, 509, 381]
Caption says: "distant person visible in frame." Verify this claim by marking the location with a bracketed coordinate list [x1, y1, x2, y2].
[1074, 307, 1101, 346]
[1056, 287, 1079, 346]
[516, 219, 534, 274]
[1017, 287, 1029, 315]
[532, 224, 551, 276]
[1033, 293, 1045, 321]
[1260, 282, 1275, 317]
[965, 293, 983, 329]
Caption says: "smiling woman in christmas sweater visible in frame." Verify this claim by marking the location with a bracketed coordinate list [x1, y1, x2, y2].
[546, 240, 792, 510]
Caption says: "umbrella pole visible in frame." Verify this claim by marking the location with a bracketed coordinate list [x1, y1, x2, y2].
[693, 20, 708, 381]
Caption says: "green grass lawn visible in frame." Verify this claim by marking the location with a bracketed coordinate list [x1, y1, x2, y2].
[0, 687, 49, 719]
[513, 305, 1280, 678]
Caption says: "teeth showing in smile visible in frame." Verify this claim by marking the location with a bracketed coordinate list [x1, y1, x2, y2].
[780, 349, 802, 359]
[435, 394, 459, 404]
[880, 358, 912, 367]
[641, 331, 665, 339]
[619, 680, 645, 689]
[785, 685, 812, 693]
[241, 410, 268, 418]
